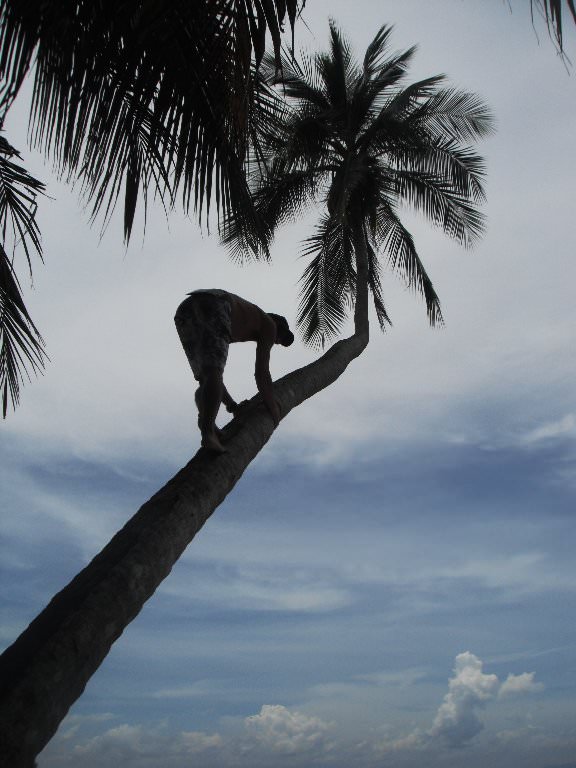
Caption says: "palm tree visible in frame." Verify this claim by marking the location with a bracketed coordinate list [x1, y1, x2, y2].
[0, 0, 302, 414]
[0, 23, 492, 767]
[226, 22, 492, 347]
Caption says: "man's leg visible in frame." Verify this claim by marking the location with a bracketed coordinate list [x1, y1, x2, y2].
[196, 381, 225, 438]
[197, 366, 226, 452]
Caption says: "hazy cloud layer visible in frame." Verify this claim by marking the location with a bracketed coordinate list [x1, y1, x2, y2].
[40, 653, 547, 768]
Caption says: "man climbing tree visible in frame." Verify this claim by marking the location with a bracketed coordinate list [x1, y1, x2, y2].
[175, 290, 294, 452]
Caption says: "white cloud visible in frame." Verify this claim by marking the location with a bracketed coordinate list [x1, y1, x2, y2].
[180, 730, 223, 753]
[437, 553, 546, 591]
[160, 561, 351, 613]
[41, 722, 223, 767]
[353, 668, 428, 688]
[428, 652, 500, 747]
[39, 659, 550, 768]
[378, 652, 544, 753]
[521, 414, 576, 444]
[244, 704, 333, 755]
[498, 672, 544, 698]
[152, 681, 217, 699]
[73, 724, 147, 758]
[42, 705, 334, 767]
[57, 713, 115, 743]
[228, 582, 350, 613]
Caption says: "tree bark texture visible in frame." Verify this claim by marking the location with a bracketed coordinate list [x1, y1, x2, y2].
[0, 317, 369, 767]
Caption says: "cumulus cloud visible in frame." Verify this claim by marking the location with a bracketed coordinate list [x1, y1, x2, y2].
[244, 704, 333, 755]
[498, 671, 544, 697]
[429, 652, 500, 747]
[379, 652, 543, 754]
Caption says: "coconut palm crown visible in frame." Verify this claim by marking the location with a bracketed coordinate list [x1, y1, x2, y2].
[226, 22, 494, 347]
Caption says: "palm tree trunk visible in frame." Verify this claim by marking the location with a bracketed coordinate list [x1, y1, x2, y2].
[0, 291, 370, 767]
[353, 225, 370, 340]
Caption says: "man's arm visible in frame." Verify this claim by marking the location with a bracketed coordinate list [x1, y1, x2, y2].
[254, 322, 280, 425]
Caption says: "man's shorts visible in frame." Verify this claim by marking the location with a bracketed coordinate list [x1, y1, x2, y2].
[174, 290, 232, 379]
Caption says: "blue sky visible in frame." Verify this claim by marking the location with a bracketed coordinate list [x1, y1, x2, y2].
[2, 2, 576, 767]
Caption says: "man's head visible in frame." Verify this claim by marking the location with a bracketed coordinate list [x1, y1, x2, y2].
[268, 313, 295, 347]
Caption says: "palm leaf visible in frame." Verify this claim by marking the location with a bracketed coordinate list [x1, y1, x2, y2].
[317, 21, 359, 113]
[297, 214, 354, 348]
[412, 88, 495, 143]
[362, 26, 396, 78]
[531, 0, 576, 53]
[391, 166, 486, 247]
[357, 75, 445, 154]
[0, 149, 44, 270]
[0, 0, 303, 243]
[364, 230, 392, 330]
[0, 243, 47, 417]
[260, 50, 329, 112]
[376, 206, 443, 327]
[0, 135, 47, 415]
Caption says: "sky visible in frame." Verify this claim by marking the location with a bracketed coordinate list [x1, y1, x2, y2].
[1, 1, 576, 767]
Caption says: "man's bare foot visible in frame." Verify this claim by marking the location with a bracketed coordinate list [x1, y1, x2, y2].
[199, 422, 224, 439]
[201, 432, 227, 454]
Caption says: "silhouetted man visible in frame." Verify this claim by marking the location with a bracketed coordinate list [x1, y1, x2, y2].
[175, 289, 294, 453]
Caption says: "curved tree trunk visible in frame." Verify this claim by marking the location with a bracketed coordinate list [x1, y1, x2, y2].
[0, 298, 369, 766]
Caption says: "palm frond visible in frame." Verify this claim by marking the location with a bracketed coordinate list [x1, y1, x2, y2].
[391, 166, 486, 247]
[0, 243, 47, 417]
[356, 38, 418, 115]
[364, 233, 392, 330]
[531, 0, 576, 54]
[0, 148, 44, 270]
[297, 214, 354, 348]
[0, 135, 47, 415]
[412, 88, 495, 143]
[0, 0, 304, 243]
[351, 41, 419, 136]
[356, 75, 445, 153]
[377, 206, 443, 327]
[76, 96, 173, 240]
[316, 21, 360, 114]
[388, 134, 488, 210]
[260, 50, 329, 112]
[222, 166, 316, 261]
[362, 26, 396, 79]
